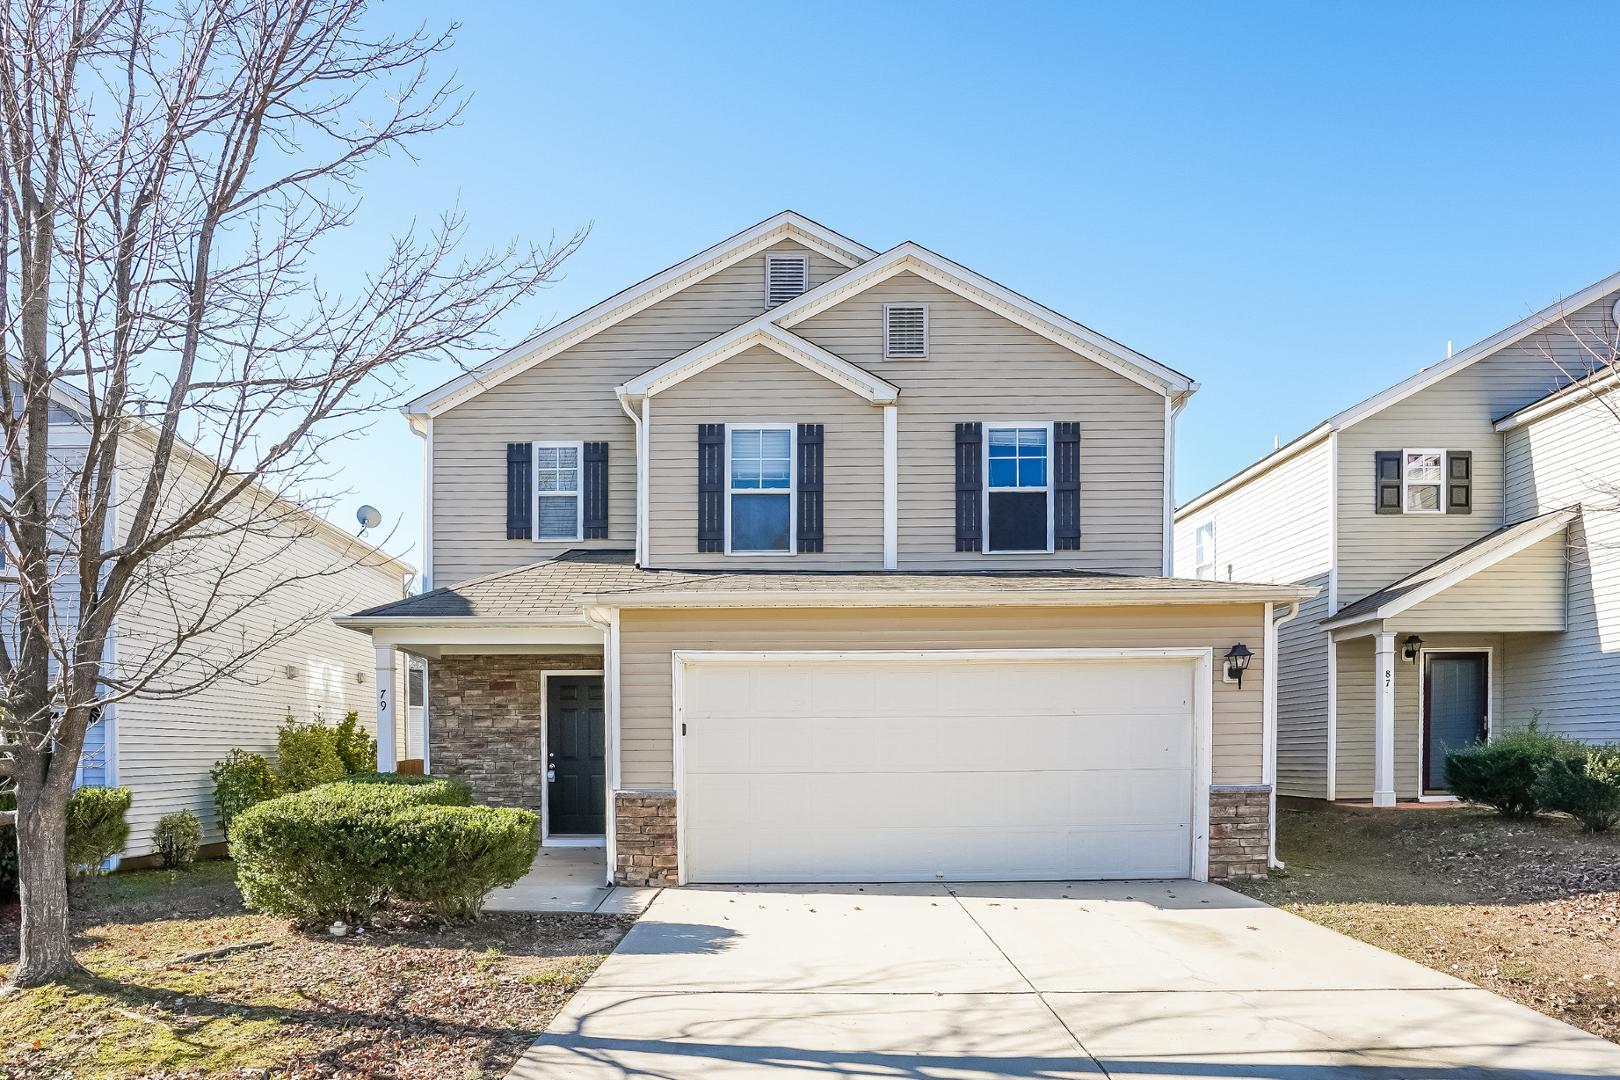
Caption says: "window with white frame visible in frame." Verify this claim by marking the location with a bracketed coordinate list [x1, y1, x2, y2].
[727, 426, 794, 553]
[985, 423, 1052, 553]
[1194, 521, 1216, 580]
[1403, 449, 1444, 514]
[534, 442, 583, 541]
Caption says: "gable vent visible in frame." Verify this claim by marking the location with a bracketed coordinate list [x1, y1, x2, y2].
[765, 253, 809, 307]
[884, 304, 928, 358]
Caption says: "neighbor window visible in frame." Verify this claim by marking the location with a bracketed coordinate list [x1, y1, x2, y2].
[985, 424, 1051, 553]
[534, 441, 583, 540]
[1403, 449, 1444, 514]
[727, 426, 794, 553]
[1194, 521, 1216, 580]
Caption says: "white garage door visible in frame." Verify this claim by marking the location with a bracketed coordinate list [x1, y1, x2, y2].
[678, 650, 1204, 883]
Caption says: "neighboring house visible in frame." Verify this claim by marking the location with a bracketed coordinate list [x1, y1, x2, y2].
[339, 211, 1311, 887]
[1175, 274, 1620, 807]
[9, 389, 416, 860]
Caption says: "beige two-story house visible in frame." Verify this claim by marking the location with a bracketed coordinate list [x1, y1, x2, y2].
[1175, 273, 1620, 807]
[340, 213, 1311, 887]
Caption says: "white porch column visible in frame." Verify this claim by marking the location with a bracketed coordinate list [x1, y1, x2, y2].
[374, 643, 398, 773]
[1373, 631, 1396, 807]
[882, 404, 898, 569]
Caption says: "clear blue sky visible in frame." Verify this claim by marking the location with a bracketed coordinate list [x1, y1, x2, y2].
[331, 2, 1620, 572]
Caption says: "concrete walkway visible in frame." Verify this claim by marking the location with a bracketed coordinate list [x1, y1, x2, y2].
[483, 847, 658, 915]
[511, 879, 1620, 1078]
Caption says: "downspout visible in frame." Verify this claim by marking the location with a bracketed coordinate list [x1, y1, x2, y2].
[1265, 599, 1302, 869]
[616, 391, 645, 567]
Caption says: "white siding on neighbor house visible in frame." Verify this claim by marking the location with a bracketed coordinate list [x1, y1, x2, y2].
[430, 241, 846, 586]
[1335, 290, 1617, 604]
[1501, 385, 1620, 740]
[107, 434, 410, 856]
[793, 272, 1167, 573]
[646, 345, 886, 569]
[1173, 434, 1334, 798]
[1395, 531, 1568, 634]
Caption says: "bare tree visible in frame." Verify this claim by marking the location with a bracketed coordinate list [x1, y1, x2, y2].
[0, 0, 582, 987]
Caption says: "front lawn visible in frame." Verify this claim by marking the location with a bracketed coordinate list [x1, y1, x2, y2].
[0, 860, 631, 1078]
[1234, 802, 1620, 1042]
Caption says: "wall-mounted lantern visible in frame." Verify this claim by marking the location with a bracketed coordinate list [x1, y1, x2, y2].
[1223, 643, 1253, 688]
[1402, 635, 1424, 663]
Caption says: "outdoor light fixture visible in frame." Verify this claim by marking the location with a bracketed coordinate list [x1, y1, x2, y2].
[284, 664, 299, 680]
[1223, 643, 1253, 688]
[1402, 634, 1424, 662]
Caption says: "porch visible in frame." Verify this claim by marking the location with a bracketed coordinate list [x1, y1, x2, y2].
[482, 846, 659, 915]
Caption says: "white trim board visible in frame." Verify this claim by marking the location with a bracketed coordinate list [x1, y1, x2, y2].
[620, 323, 898, 405]
[670, 647, 1214, 885]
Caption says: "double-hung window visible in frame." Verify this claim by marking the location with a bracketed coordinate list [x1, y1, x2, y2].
[534, 441, 583, 541]
[1402, 449, 1444, 514]
[1193, 521, 1216, 580]
[727, 425, 794, 553]
[984, 423, 1052, 553]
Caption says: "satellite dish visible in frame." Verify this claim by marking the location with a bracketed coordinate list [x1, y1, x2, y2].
[356, 505, 382, 531]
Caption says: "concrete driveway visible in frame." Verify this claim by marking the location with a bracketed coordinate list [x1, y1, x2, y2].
[512, 880, 1620, 1078]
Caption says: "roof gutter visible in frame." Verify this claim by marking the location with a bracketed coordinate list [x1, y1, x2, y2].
[580, 583, 1318, 611]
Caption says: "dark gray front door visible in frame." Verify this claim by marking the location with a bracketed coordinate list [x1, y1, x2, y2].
[546, 675, 606, 835]
[1424, 652, 1489, 793]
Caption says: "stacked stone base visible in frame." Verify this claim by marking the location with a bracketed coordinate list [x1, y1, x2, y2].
[614, 790, 677, 886]
[1208, 784, 1271, 881]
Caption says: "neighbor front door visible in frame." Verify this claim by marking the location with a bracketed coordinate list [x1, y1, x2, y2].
[1423, 652, 1489, 794]
[546, 675, 606, 836]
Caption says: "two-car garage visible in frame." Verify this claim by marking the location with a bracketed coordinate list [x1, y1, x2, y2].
[674, 649, 1212, 884]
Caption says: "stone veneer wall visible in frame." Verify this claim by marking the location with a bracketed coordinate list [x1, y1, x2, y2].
[426, 653, 601, 813]
[614, 791, 678, 885]
[1208, 784, 1271, 881]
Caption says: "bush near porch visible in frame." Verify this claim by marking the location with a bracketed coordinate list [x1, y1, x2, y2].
[1445, 726, 1620, 831]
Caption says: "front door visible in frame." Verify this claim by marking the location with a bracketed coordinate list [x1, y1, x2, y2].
[1423, 652, 1489, 794]
[546, 675, 606, 836]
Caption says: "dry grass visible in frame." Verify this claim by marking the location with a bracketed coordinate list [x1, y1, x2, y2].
[1233, 802, 1620, 1042]
[0, 861, 631, 1078]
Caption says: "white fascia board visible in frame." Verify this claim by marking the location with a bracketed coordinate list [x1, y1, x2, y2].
[333, 614, 604, 646]
[405, 212, 876, 419]
[1321, 509, 1575, 631]
[581, 583, 1317, 610]
[620, 324, 898, 405]
[1175, 423, 1333, 521]
[771, 243, 1194, 397]
[1495, 366, 1619, 431]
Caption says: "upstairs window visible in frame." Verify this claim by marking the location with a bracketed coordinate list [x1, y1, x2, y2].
[884, 304, 928, 358]
[765, 253, 809, 307]
[534, 442, 583, 540]
[727, 426, 794, 553]
[985, 423, 1051, 553]
[1403, 449, 1444, 514]
[1194, 521, 1216, 580]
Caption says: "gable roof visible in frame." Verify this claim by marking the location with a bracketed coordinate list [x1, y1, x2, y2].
[1495, 364, 1618, 431]
[621, 323, 898, 404]
[1177, 269, 1620, 520]
[403, 211, 877, 425]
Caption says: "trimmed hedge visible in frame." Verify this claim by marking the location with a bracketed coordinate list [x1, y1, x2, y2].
[1534, 746, 1620, 832]
[231, 777, 536, 925]
[65, 786, 132, 871]
[1444, 726, 1583, 818]
[336, 772, 472, 804]
[154, 809, 203, 868]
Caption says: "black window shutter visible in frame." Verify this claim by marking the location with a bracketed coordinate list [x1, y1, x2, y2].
[1054, 422, 1081, 550]
[697, 425, 725, 552]
[583, 442, 610, 538]
[1446, 450, 1472, 515]
[506, 443, 532, 539]
[1374, 450, 1403, 514]
[955, 422, 983, 552]
[797, 423, 824, 553]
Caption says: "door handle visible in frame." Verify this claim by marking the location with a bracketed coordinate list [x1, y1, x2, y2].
[547, 767, 556, 783]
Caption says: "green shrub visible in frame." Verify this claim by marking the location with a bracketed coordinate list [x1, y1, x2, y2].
[231, 779, 536, 926]
[1533, 746, 1620, 832]
[64, 786, 132, 871]
[275, 715, 345, 792]
[153, 809, 203, 868]
[1445, 724, 1584, 817]
[211, 749, 283, 835]
[336, 772, 471, 805]
[331, 710, 377, 774]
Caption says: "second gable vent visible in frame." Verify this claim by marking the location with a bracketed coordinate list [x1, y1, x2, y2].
[766, 253, 809, 307]
[884, 304, 928, 358]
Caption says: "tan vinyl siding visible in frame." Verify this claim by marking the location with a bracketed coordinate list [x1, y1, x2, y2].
[1397, 532, 1567, 633]
[1173, 435, 1334, 798]
[431, 240, 843, 586]
[1333, 633, 1504, 800]
[793, 272, 1166, 573]
[1335, 291, 1617, 604]
[647, 345, 885, 568]
[1502, 386, 1620, 740]
[618, 604, 1269, 790]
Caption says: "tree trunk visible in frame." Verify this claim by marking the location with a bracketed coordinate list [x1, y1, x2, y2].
[8, 778, 82, 987]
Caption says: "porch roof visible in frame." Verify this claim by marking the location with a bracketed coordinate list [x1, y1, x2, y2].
[1323, 508, 1576, 636]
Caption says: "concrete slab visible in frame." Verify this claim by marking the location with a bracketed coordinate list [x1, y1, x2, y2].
[482, 846, 658, 915]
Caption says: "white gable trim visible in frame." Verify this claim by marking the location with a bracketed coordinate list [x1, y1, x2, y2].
[405, 212, 876, 420]
[1495, 365, 1619, 432]
[621, 324, 899, 405]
